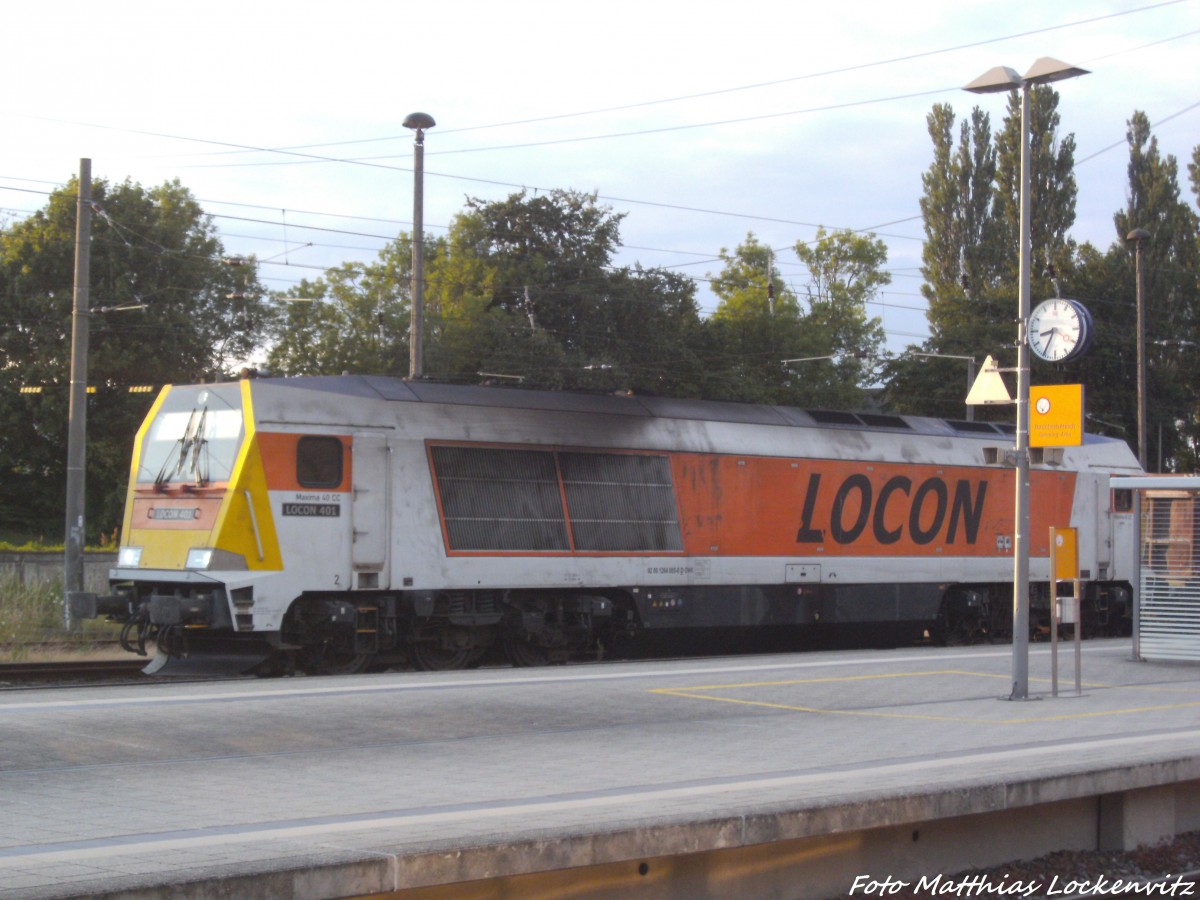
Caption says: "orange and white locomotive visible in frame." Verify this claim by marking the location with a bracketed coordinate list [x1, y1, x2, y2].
[73, 375, 1143, 674]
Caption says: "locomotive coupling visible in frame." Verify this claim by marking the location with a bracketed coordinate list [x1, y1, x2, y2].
[147, 591, 231, 628]
[68, 591, 131, 621]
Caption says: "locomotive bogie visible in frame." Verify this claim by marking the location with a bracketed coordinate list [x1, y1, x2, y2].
[72, 376, 1142, 674]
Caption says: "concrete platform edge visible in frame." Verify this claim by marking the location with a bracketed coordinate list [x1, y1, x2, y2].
[57, 753, 1200, 900]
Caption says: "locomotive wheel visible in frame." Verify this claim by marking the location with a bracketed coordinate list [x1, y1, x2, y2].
[937, 616, 976, 646]
[323, 652, 374, 675]
[503, 635, 550, 667]
[464, 647, 488, 669]
[299, 647, 374, 675]
[410, 643, 472, 671]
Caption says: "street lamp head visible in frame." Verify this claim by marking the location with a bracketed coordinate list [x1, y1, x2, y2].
[1022, 57, 1090, 85]
[403, 112, 436, 132]
[964, 58, 1089, 94]
[1126, 228, 1152, 244]
[964, 65, 1022, 94]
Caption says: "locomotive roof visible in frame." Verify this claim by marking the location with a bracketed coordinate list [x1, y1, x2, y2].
[245, 373, 1051, 443]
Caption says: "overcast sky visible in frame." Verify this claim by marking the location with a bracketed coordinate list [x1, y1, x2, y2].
[2, 0, 1196, 353]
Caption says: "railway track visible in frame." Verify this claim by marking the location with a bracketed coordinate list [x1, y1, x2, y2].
[0, 657, 151, 687]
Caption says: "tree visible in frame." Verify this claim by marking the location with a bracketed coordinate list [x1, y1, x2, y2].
[709, 233, 797, 321]
[267, 190, 707, 396]
[425, 190, 704, 394]
[702, 231, 886, 408]
[266, 235, 419, 377]
[0, 177, 268, 539]
[702, 234, 812, 404]
[991, 87, 1080, 284]
[1096, 113, 1200, 469]
[919, 103, 1002, 337]
[794, 227, 888, 376]
[1191, 144, 1200, 205]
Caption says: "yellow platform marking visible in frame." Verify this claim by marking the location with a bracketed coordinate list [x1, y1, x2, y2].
[650, 669, 1200, 725]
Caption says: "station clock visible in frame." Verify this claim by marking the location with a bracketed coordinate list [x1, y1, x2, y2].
[1028, 298, 1093, 363]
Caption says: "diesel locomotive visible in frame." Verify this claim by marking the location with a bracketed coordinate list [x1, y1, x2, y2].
[71, 374, 1143, 674]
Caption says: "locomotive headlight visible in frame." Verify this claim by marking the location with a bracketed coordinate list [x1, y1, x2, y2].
[186, 548, 215, 569]
[117, 546, 143, 567]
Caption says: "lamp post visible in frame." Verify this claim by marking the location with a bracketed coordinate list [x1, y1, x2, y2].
[1126, 228, 1151, 471]
[403, 112, 435, 380]
[908, 352, 977, 420]
[965, 58, 1089, 700]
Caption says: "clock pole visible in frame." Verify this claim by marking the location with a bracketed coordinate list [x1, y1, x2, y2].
[966, 57, 1089, 701]
[1013, 81, 1033, 700]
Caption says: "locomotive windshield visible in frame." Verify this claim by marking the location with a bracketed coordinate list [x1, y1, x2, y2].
[137, 384, 245, 487]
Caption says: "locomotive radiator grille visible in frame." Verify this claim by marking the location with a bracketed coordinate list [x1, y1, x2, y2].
[431, 445, 682, 553]
[559, 452, 682, 552]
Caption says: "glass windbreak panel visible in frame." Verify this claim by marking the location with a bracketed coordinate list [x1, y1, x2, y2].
[137, 385, 245, 487]
[431, 446, 570, 551]
[1143, 496, 1199, 580]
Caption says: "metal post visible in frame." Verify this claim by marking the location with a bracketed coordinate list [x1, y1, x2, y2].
[1127, 229, 1151, 472]
[965, 357, 976, 421]
[1137, 240, 1147, 471]
[1127, 230, 1152, 662]
[1011, 83, 1033, 700]
[964, 59, 1090, 701]
[1050, 567, 1059, 698]
[64, 158, 92, 628]
[1080, 588, 1089, 700]
[1132, 491, 1142, 660]
[409, 130, 425, 379]
[403, 112, 434, 381]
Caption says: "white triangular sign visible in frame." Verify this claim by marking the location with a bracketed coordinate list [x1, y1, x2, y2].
[966, 355, 1013, 406]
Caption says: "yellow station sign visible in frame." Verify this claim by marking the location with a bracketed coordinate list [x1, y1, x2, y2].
[1030, 384, 1083, 448]
[1050, 526, 1079, 580]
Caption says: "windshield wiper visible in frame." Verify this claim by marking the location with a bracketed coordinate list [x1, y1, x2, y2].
[154, 407, 210, 489]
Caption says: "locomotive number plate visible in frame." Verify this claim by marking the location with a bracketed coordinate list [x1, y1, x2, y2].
[282, 503, 341, 517]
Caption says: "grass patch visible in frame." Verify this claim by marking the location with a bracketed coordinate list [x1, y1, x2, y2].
[0, 572, 121, 660]
[0, 541, 65, 553]
[0, 542, 117, 552]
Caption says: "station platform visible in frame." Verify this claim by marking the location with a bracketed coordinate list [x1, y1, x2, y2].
[2, 638, 1198, 899]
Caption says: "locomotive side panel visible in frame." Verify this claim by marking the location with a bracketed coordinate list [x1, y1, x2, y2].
[419, 439, 1082, 585]
[256, 431, 353, 595]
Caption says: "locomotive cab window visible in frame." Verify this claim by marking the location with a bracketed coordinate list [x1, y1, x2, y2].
[297, 436, 344, 488]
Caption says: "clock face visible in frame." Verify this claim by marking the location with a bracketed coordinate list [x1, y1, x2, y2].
[1028, 298, 1092, 363]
